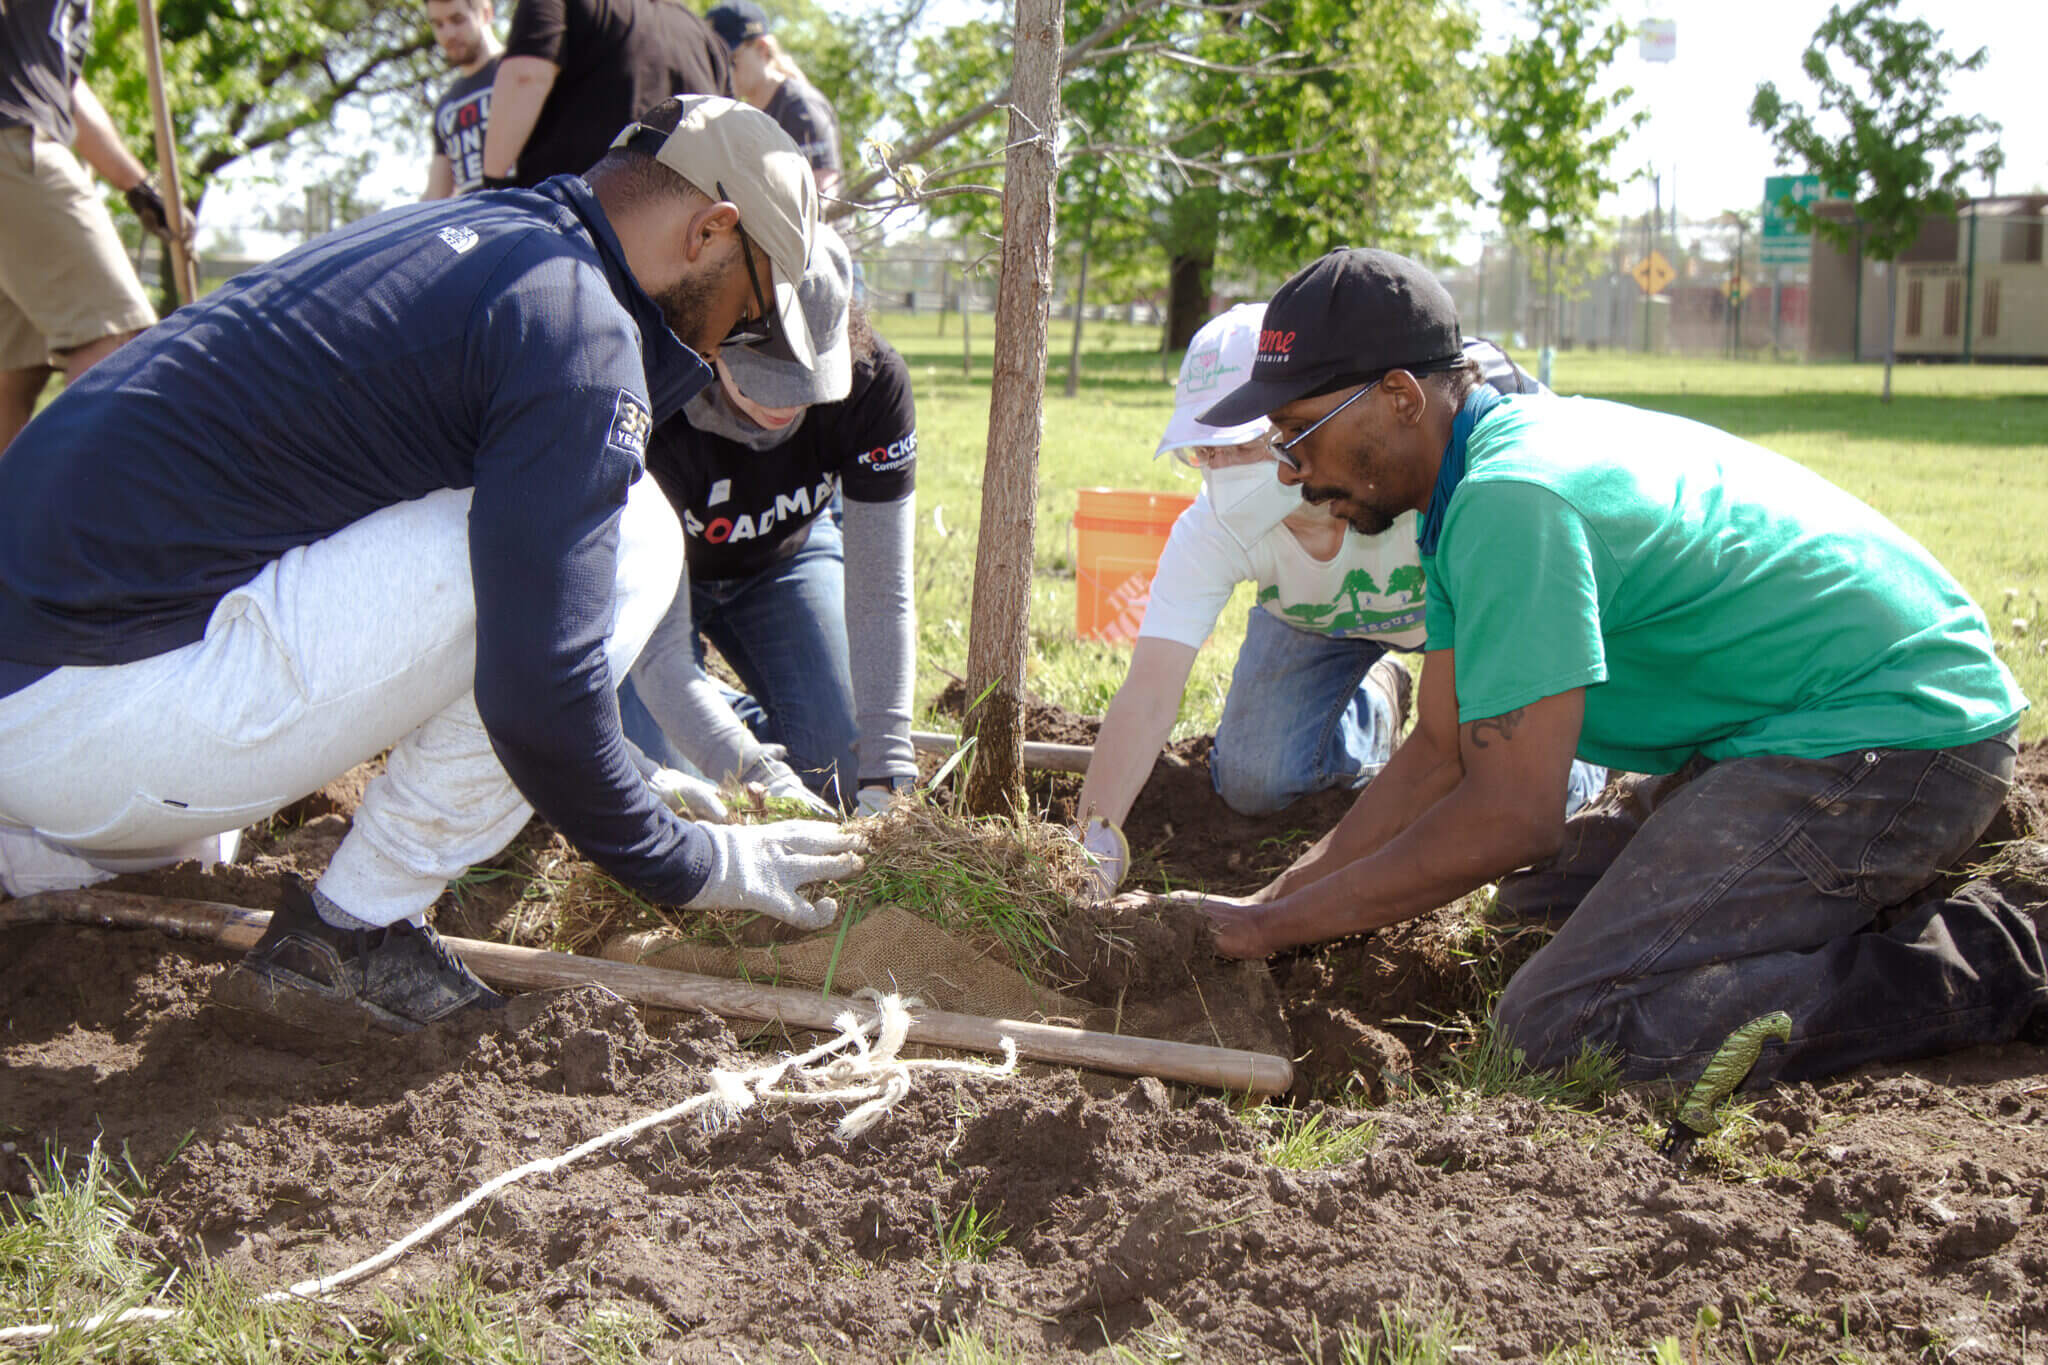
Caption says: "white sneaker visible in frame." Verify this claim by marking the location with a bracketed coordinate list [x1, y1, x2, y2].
[0, 826, 119, 897]
[0, 826, 242, 898]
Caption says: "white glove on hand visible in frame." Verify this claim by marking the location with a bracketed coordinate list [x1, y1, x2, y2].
[854, 783, 904, 818]
[647, 767, 730, 824]
[740, 750, 839, 819]
[693, 820, 865, 930]
[1079, 816, 1129, 901]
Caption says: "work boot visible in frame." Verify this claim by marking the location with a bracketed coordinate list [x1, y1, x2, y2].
[1366, 653, 1414, 738]
[218, 876, 503, 1034]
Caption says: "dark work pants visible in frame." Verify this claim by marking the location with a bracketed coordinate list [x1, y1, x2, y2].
[1492, 729, 2045, 1087]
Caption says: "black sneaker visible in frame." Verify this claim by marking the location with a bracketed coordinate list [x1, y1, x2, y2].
[218, 877, 504, 1034]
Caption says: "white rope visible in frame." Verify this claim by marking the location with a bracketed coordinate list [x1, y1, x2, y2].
[0, 992, 1016, 1347]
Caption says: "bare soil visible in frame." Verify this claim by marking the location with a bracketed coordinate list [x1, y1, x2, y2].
[5, 731, 2048, 1361]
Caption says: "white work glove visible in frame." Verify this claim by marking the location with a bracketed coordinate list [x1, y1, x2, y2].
[854, 782, 908, 818]
[692, 820, 865, 930]
[739, 749, 839, 819]
[646, 766, 730, 824]
[1078, 816, 1129, 901]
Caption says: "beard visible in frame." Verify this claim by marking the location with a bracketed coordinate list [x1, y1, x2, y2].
[441, 36, 480, 67]
[653, 268, 726, 356]
[1304, 484, 1396, 537]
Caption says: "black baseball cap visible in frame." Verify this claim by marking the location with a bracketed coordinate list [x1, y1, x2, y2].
[1199, 248, 1464, 427]
[706, 1, 771, 49]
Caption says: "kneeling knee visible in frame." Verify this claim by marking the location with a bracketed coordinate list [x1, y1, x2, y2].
[1491, 975, 1585, 1073]
[1209, 752, 1295, 817]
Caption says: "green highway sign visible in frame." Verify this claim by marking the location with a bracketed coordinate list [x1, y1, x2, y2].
[1760, 174, 1824, 266]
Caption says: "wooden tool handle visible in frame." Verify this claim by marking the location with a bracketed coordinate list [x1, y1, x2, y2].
[4, 890, 1293, 1096]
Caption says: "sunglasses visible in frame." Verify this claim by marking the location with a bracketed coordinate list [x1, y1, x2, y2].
[1267, 375, 1384, 472]
[716, 179, 780, 351]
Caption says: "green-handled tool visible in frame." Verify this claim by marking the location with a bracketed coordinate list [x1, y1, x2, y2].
[1659, 1012, 1793, 1164]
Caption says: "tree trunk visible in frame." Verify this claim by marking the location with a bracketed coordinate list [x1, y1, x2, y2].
[961, 0, 1063, 817]
[1063, 234, 1091, 399]
[1163, 251, 1212, 353]
[1881, 261, 1897, 405]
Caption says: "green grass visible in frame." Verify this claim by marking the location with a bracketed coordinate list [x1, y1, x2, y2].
[882, 310, 2048, 742]
[930, 1198, 1007, 1265]
[0, 1142, 661, 1363]
[1250, 1106, 1381, 1170]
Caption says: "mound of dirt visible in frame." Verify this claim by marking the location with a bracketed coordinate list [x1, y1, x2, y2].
[8, 730, 2048, 1359]
[5, 922, 2046, 1360]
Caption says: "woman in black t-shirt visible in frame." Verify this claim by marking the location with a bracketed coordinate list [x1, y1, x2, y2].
[621, 224, 916, 812]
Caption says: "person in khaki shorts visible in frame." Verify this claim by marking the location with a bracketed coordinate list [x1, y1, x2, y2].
[1, 0, 176, 450]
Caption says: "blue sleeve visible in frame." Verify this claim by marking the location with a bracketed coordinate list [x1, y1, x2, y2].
[465, 248, 714, 904]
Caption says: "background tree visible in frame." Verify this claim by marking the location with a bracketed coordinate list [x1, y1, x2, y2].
[879, 0, 1488, 360]
[1483, 0, 1642, 382]
[90, 0, 436, 214]
[1750, 0, 2002, 402]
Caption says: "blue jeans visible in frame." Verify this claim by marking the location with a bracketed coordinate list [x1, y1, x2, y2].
[619, 515, 857, 805]
[1493, 729, 2043, 1085]
[1208, 608, 1608, 817]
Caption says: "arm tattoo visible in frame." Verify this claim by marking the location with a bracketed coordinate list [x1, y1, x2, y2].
[1466, 707, 1528, 749]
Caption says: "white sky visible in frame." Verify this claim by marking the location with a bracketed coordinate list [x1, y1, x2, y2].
[200, 0, 2044, 260]
[1571, 0, 2043, 226]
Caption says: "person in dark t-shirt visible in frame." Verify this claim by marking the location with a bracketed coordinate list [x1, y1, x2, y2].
[706, 1, 841, 198]
[624, 223, 916, 813]
[480, 0, 730, 188]
[422, 0, 503, 198]
[1, 0, 174, 448]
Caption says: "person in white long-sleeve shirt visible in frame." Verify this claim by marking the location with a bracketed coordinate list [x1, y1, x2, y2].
[1075, 304, 1604, 894]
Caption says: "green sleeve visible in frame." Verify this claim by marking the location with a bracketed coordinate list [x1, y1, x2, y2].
[1432, 480, 1611, 723]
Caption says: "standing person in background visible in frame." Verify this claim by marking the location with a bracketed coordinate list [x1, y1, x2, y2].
[480, 0, 729, 188]
[1074, 304, 1605, 898]
[421, 0, 504, 199]
[0, 0, 178, 450]
[623, 224, 918, 814]
[705, 1, 840, 199]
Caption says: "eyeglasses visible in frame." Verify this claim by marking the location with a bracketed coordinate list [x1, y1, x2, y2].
[1267, 376, 1384, 471]
[717, 180, 778, 350]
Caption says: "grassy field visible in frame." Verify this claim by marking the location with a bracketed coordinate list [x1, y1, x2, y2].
[888, 311, 2048, 743]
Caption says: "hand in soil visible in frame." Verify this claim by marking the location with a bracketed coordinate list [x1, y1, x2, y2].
[1114, 888, 1274, 958]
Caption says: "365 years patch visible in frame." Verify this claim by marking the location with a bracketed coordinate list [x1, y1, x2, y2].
[606, 390, 653, 459]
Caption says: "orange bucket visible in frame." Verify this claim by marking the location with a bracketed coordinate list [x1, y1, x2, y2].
[1073, 487, 1195, 642]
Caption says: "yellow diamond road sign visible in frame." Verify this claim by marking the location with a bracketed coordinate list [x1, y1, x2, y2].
[1630, 250, 1675, 295]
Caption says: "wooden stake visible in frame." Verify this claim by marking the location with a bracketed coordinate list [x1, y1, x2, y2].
[135, 0, 199, 305]
[2, 890, 1293, 1096]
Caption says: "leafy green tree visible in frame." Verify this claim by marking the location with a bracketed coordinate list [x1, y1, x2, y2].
[1749, 0, 2001, 401]
[1484, 0, 1643, 375]
[89, 0, 436, 215]
[868, 0, 1488, 357]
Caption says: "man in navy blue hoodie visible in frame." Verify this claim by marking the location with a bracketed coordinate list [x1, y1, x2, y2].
[0, 94, 864, 1034]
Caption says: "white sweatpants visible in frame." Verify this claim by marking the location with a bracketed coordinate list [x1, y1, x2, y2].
[0, 480, 683, 923]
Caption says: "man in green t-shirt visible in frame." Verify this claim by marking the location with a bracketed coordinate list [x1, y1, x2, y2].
[1185, 246, 2039, 1087]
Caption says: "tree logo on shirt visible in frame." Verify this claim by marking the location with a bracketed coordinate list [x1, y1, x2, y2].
[606, 391, 652, 459]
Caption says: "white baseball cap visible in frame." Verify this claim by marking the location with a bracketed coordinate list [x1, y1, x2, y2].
[611, 94, 820, 367]
[1153, 302, 1273, 458]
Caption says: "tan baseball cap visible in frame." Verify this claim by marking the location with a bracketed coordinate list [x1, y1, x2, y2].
[610, 94, 820, 367]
